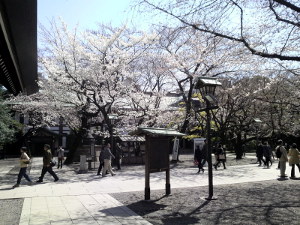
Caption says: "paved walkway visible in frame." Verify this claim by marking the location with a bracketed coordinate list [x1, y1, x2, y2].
[0, 155, 282, 225]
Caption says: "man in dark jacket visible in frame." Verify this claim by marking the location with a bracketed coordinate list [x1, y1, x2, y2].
[256, 142, 265, 166]
[97, 149, 105, 175]
[115, 143, 123, 170]
[36, 144, 59, 182]
[263, 141, 272, 168]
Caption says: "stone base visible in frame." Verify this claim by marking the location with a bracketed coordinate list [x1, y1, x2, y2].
[73, 145, 101, 162]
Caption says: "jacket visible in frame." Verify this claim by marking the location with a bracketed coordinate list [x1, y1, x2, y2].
[288, 147, 300, 165]
[278, 146, 288, 162]
[43, 150, 53, 166]
[99, 150, 105, 162]
[57, 148, 64, 158]
[194, 147, 203, 161]
[102, 146, 115, 160]
[263, 145, 272, 157]
[20, 152, 30, 168]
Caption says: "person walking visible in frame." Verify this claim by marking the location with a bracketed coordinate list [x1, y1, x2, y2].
[13, 147, 32, 188]
[57, 146, 64, 169]
[36, 144, 59, 183]
[262, 141, 272, 168]
[201, 139, 208, 171]
[276, 139, 288, 178]
[102, 143, 115, 177]
[256, 142, 265, 166]
[115, 143, 123, 170]
[288, 143, 300, 178]
[214, 144, 226, 170]
[194, 145, 204, 173]
[97, 148, 105, 176]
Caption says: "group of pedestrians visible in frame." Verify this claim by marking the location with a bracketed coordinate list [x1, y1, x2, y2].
[13, 144, 59, 188]
[13, 141, 121, 188]
[275, 140, 300, 178]
[257, 139, 300, 178]
[256, 141, 274, 168]
[97, 142, 123, 177]
[194, 140, 227, 173]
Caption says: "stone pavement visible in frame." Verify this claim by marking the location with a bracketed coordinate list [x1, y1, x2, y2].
[0, 154, 290, 224]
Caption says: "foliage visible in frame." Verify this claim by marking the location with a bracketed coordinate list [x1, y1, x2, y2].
[0, 89, 22, 146]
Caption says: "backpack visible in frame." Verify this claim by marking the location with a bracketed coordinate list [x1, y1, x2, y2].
[275, 146, 282, 158]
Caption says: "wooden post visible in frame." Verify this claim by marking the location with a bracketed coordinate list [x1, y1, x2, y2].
[166, 169, 170, 195]
[145, 136, 150, 200]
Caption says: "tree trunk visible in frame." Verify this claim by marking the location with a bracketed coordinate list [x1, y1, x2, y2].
[64, 129, 85, 164]
[234, 133, 243, 159]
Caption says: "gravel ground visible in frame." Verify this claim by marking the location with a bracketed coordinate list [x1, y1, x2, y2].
[0, 198, 24, 225]
[112, 154, 300, 225]
[112, 179, 300, 225]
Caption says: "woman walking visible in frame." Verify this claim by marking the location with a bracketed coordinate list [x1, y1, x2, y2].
[57, 146, 64, 169]
[214, 144, 226, 170]
[194, 145, 204, 173]
[288, 143, 300, 178]
[13, 147, 32, 188]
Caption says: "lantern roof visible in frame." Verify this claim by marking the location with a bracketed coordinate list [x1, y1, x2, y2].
[194, 76, 222, 89]
[253, 118, 262, 123]
[108, 114, 118, 120]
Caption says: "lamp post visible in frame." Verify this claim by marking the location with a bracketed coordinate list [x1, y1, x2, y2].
[108, 114, 118, 164]
[194, 76, 222, 200]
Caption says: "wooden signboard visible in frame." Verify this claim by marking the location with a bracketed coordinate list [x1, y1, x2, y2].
[133, 127, 185, 200]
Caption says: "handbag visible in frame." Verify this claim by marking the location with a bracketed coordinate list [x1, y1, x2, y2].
[194, 160, 199, 165]
[50, 160, 56, 167]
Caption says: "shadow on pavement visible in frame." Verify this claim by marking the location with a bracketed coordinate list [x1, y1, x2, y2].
[112, 179, 300, 225]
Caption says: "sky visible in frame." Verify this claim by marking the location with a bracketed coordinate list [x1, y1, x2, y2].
[38, 0, 143, 31]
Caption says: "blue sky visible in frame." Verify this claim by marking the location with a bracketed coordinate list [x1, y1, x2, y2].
[38, 0, 138, 30]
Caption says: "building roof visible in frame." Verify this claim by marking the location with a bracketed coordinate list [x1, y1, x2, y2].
[119, 135, 145, 142]
[0, 0, 38, 95]
[133, 127, 185, 137]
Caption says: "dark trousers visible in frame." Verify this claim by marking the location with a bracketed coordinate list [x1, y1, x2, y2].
[215, 160, 226, 169]
[291, 164, 300, 177]
[97, 161, 104, 175]
[197, 159, 206, 169]
[115, 157, 121, 170]
[39, 166, 58, 181]
[257, 156, 265, 166]
[197, 160, 203, 171]
[265, 157, 272, 167]
[17, 167, 32, 184]
[57, 158, 63, 168]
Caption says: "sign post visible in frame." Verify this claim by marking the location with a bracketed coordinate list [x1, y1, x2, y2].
[171, 138, 180, 161]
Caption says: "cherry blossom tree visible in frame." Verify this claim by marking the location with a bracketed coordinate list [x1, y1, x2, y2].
[149, 26, 249, 134]
[211, 73, 300, 158]
[10, 20, 166, 163]
[139, 0, 300, 62]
